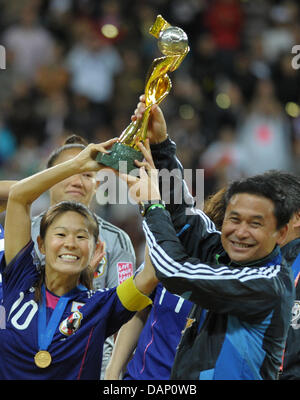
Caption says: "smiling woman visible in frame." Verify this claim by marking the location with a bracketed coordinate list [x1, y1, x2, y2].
[34, 202, 100, 301]
[30, 134, 137, 379]
[0, 139, 157, 380]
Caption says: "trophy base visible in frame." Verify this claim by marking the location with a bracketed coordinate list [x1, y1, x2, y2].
[96, 142, 144, 174]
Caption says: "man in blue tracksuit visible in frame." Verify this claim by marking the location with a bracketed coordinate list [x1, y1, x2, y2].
[264, 171, 300, 380]
[126, 98, 295, 380]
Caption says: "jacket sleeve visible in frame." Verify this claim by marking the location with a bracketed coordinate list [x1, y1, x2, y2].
[151, 138, 195, 221]
[143, 208, 287, 322]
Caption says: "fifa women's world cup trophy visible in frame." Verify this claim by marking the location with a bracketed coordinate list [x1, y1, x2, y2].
[96, 15, 190, 173]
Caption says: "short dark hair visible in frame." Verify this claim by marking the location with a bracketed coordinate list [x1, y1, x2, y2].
[46, 135, 88, 168]
[262, 170, 300, 215]
[224, 174, 293, 229]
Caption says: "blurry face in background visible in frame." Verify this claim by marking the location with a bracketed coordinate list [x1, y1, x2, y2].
[49, 148, 99, 207]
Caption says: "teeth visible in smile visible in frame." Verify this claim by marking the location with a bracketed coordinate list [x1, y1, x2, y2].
[59, 255, 78, 260]
[232, 242, 252, 248]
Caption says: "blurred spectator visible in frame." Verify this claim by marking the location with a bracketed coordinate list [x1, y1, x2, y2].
[204, 0, 244, 74]
[4, 80, 46, 145]
[200, 123, 247, 194]
[247, 34, 272, 80]
[65, 18, 123, 123]
[2, 4, 55, 81]
[261, 2, 298, 64]
[0, 119, 16, 165]
[0, 0, 299, 266]
[64, 93, 103, 142]
[113, 47, 144, 115]
[230, 50, 258, 102]
[237, 79, 293, 176]
[191, 32, 219, 102]
[271, 52, 300, 104]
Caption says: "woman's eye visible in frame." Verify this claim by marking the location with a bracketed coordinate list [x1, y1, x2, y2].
[77, 235, 88, 240]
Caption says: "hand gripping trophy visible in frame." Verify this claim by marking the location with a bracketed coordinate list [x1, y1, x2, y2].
[96, 15, 189, 173]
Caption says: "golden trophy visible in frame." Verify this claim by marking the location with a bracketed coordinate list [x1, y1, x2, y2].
[96, 15, 189, 173]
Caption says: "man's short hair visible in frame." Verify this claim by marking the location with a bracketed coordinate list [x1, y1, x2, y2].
[262, 170, 300, 215]
[224, 173, 293, 230]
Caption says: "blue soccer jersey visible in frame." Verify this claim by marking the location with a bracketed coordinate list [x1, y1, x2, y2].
[124, 283, 193, 380]
[0, 224, 4, 303]
[0, 241, 148, 380]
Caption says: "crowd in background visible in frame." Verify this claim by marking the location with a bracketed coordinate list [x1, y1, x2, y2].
[0, 0, 300, 265]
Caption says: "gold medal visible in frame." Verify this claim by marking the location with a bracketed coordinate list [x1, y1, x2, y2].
[34, 350, 52, 368]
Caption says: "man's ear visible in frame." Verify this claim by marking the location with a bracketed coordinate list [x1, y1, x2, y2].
[276, 224, 288, 246]
[292, 211, 300, 229]
[37, 236, 46, 255]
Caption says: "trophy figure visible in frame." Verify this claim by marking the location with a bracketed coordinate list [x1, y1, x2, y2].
[96, 15, 189, 173]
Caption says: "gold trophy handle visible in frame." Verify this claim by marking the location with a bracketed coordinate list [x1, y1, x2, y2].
[119, 51, 187, 149]
[96, 15, 189, 173]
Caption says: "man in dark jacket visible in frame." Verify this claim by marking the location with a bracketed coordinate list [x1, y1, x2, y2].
[262, 171, 300, 380]
[124, 98, 295, 380]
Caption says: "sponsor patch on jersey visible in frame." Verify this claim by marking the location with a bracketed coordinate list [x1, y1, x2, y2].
[59, 310, 83, 336]
[291, 301, 300, 330]
[117, 262, 133, 284]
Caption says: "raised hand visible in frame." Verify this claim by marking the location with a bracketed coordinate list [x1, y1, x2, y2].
[131, 95, 168, 144]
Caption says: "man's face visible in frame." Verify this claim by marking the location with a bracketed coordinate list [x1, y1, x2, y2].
[49, 148, 99, 207]
[221, 193, 286, 264]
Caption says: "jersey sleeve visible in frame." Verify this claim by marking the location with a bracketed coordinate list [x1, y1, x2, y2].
[1, 241, 40, 296]
[94, 277, 152, 338]
[106, 231, 136, 287]
[96, 218, 136, 289]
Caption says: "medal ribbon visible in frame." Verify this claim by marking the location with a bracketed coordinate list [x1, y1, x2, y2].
[38, 284, 85, 351]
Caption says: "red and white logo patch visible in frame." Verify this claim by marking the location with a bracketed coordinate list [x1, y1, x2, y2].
[117, 262, 133, 284]
[59, 310, 83, 337]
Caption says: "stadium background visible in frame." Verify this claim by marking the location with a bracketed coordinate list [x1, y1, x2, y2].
[0, 0, 299, 265]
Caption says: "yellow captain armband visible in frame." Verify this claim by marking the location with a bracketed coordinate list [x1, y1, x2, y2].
[116, 276, 152, 312]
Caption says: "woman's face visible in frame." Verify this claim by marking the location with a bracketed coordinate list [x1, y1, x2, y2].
[39, 211, 96, 277]
[49, 148, 99, 207]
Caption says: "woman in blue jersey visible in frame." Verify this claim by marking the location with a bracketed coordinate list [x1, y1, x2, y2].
[0, 139, 158, 380]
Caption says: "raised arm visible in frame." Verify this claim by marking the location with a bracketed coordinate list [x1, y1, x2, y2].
[132, 96, 194, 219]
[104, 245, 157, 379]
[0, 180, 18, 212]
[4, 140, 116, 265]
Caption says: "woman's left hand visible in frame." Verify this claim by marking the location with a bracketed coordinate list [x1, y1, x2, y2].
[75, 138, 118, 172]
